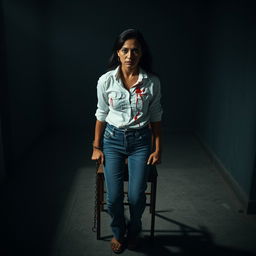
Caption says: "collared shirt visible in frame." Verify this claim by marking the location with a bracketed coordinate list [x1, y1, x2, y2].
[95, 65, 163, 129]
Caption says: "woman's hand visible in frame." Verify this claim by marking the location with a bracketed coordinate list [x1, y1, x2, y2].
[91, 148, 104, 165]
[147, 151, 161, 165]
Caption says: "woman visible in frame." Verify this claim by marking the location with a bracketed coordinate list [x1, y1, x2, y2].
[91, 28, 163, 253]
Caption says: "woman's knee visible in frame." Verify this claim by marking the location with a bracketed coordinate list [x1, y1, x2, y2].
[107, 193, 124, 208]
[127, 192, 146, 206]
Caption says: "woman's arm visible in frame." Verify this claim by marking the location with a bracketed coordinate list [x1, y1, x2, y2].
[91, 119, 105, 164]
[147, 121, 162, 165]
[92, 74, 109, 164]
[147, 75, 163, 165]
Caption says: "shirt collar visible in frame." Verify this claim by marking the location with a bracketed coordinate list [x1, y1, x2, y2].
[113, 65, 148, 83]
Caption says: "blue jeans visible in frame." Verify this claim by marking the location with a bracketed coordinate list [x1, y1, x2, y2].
[102, 123, 152, 240]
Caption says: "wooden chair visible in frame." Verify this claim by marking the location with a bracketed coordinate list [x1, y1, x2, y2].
[94, 160, 158, 240]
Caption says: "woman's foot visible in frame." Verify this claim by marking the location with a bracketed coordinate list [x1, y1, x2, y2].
[110, 237, 124, 254]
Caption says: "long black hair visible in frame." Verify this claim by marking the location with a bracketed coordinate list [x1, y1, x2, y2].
[107, 28, 154, 74]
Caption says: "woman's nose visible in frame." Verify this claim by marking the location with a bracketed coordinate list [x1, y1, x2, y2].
[127, 50, 132, 58]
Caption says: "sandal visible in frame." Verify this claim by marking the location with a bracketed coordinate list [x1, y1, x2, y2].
[110, 237, 124, 254]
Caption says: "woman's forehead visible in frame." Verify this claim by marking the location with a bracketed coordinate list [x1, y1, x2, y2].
[122, 39, 141, 48]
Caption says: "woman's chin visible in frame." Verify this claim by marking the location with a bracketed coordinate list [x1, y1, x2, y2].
[123, 63, 137, 69]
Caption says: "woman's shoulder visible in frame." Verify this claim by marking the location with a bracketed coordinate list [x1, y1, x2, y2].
[140, 67, 160, 84]
[98, 69, 115, 83]
[147, 72, 161, 86]
[97, 69, 117, 91]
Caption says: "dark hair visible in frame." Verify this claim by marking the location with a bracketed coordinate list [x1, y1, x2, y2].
[107, 28, 154, 74]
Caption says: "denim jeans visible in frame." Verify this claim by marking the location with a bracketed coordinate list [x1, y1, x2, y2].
[102, 123, 152, 240]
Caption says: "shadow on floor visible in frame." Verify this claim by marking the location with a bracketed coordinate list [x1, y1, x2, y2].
[0, 129, 91, 256]
[136, 234, 256, 256]
[98, 212, 256, 256]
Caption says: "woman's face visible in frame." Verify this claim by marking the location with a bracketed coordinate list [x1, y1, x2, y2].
[117, 38, 142, 70]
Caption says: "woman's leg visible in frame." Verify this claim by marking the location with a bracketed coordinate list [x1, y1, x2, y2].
[103, 127, 126, 241]
[127, 129, 152, 237]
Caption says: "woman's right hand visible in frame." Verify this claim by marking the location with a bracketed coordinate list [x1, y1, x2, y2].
[91, 148, 104, 165]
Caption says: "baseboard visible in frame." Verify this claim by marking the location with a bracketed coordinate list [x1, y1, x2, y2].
[193, 131, 250, 214]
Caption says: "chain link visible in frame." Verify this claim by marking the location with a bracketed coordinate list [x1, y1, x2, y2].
[92, 161, 99, 232]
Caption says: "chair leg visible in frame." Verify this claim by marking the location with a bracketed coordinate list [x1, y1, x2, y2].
[99, 174, 104, 211]
[96, 174, 101, 240]
[150, 177, 157, 238]
[149, 183, 153, 214]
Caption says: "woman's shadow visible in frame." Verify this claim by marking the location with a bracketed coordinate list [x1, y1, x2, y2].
[127, 211, 256, 256]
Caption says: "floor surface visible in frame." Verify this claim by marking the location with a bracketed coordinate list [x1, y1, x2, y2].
[1, 129, 256, 256]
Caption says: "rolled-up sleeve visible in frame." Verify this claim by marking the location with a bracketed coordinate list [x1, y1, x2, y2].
[149, 77, 163, 122]
[95, 76, 109, 122]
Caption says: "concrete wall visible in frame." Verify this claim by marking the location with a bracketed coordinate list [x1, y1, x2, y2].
[2, 1, 51, 176]
[2, 0, 256, 213]
[194, 1, 256, 212]
[1, 0, 199, 180]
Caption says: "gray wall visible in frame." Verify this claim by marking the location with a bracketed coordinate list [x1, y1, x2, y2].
[0, 118, 5, 182]
[2, 1, 51, 175]
[1, 0, 256, 212]
[46, 1, 198, 132]
[1, 0, 199, 179]
[194, 1, 256, 209]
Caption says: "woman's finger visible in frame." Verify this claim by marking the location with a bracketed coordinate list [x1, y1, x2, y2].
[147, 155, 153, 165]
[101, 154, 104, 165]
[152, 156, 158, 165]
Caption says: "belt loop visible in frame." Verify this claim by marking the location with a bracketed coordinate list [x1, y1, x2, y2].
[112, 126, 116, 136]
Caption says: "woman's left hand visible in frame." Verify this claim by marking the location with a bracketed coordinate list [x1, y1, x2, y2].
[147, 151, 161, 165]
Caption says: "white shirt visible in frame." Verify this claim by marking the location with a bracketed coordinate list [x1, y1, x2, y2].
[95, 65, 163, 129]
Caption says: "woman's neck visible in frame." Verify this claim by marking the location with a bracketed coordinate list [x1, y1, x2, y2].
[120, 65, 139, 79]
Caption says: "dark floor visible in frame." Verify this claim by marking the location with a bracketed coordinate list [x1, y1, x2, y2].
[1, 129, 256, 256]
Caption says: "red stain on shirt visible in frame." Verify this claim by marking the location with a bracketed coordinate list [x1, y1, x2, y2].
[135, 87, 145, 96]
[110, 97, 113, 107]
[134, 85, 147, 126]
[134, 111, 140, 121]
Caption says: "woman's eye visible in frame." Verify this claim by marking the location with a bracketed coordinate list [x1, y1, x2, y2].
[121, 48, 128, 54]
[133, 49, 139, 54]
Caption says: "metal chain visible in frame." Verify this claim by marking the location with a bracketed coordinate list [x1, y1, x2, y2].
[92, 161, 99, 232]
